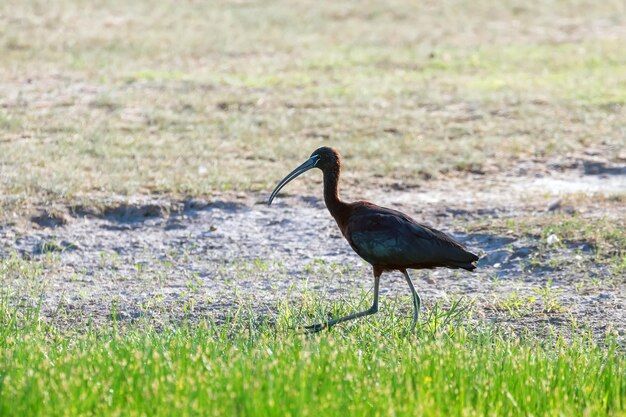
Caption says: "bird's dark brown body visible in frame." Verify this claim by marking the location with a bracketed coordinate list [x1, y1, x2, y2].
[268, 146, 478, 332]
[341, 202, 478, 272]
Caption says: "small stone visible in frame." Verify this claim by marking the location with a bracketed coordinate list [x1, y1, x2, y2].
[546, 234, 560, 245]
[546, 198, 562, 212]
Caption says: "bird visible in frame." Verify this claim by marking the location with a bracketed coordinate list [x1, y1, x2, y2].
[268, 147, 478, 332]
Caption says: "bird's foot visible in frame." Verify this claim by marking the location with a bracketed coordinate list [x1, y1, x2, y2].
[301, 322, 328, 334]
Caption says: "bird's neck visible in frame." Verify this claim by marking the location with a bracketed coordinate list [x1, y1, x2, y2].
[323, 165, 349, 223]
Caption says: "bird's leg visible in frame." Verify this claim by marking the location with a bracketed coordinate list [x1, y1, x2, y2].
[304, 274, 380, 333]
[402, 270, 421, 331]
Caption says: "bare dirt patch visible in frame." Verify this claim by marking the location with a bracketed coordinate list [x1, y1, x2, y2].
[1, 161, 624, 339]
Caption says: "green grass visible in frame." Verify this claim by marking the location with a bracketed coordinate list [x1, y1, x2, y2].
[1, 296, 625, 417]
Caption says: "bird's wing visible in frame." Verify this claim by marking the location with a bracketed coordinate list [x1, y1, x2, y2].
[346, 205, 477, 269]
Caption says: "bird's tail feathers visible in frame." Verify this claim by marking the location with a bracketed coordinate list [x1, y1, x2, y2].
[445, 262, 477, 271]
[447, 251, 479, 271]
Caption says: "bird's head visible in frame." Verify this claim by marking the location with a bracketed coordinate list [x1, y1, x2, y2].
[268, 146, 341, 205]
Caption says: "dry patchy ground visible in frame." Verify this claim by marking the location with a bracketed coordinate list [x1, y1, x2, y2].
[1, 161, 625, 339]
[0, 0, 625, 338]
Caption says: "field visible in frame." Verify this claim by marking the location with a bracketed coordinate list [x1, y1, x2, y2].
[1, 0, 626, 415]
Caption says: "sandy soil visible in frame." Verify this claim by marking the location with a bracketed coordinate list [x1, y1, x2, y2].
[1, 159, 624, 338]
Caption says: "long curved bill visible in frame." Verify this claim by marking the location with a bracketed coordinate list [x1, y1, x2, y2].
[268, 155, 319, 205]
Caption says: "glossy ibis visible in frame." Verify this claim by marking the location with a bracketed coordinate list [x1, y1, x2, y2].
[268, 147, 478, 332]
